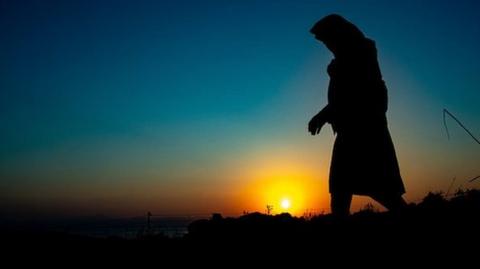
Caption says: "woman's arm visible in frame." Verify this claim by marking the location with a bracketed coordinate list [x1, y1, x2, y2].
[308, 104, 331, 135]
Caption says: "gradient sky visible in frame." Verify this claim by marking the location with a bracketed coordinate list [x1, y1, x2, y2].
[1, 0, 479, 218]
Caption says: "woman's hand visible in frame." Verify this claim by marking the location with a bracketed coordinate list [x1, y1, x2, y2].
[308, 112, 327, 135]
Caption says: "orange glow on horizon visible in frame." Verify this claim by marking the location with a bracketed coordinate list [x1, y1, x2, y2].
[238, 155, 329, 216]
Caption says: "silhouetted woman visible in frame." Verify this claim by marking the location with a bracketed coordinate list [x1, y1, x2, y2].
[308, 14, 406, 216]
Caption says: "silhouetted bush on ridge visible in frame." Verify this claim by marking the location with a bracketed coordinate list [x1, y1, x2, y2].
[186, 189, 480, 246]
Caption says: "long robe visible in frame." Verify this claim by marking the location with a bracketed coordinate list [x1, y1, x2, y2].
[325, 38, 405, 196]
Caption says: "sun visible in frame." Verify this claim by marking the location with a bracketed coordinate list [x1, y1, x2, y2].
[280, 198, 291, 211]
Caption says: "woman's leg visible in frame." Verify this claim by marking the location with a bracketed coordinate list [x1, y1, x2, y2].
[331, 192, 353, 217]
[371, 193, 407, 213]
